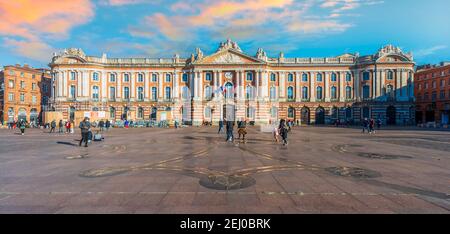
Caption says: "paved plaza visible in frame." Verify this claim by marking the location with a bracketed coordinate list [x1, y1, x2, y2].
[0, 126, 449, 214]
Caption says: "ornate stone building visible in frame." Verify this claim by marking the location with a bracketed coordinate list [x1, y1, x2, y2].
[48, 39, 415, 126]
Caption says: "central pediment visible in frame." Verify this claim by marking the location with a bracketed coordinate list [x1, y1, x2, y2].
[194, 49, 265, 65]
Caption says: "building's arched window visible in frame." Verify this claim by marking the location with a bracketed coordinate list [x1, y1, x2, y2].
[246, 107, 255, 119]
[331, 73, 337, 82]
[152, 74, 158, 82]
[136, 107, 143, 119]
[182, 73, 188, 82]
[363, 71, 370, 81]
[138, 73, 144, 82]
[204, 107, 212, 118]
[70, 85, 76, 99]
[225, 82, 234, 99]
[124, 73, 130, 82]
[288, 73, 294, 82]
[151, 87, 157, 100]
[363, 85, 370, 98]
[165, 87, 171, 100]
[110, 73, 116, 82]
[316, 73, 323, 82]
[109, 107, 115, 119]
[302, 86, 308, 99]
[270, 73, 276, 82]
[182, 86, 189, 100]
[271, 107, 278, 118]
[432, 80, 436, 89]
[387, 71, 394, 80]
[288, 107, 295, 118]
[204, 86, 212, 99]
[270, 86, 277, 100]
[246, 72, 253, 81]
[331, 86, 337, 100]
[302, 73, 308, 82]
[92, 86, 99, 101]
[205, 73, 212, 81]
[346, 72, 352, 81]
[123, 87, 130, 99]
[165, 74, 171, 82]
[137, 87, 144, 101]
[316, 86, 323, 100]
[93, 72, 99, 81]
[70, 72, 76, 81]
[346, 86, 352, 99]
[287, 86, 294, 100]
[246, 85, 254, 100]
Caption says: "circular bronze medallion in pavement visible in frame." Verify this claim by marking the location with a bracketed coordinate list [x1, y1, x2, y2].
[199, 174, 256, 190]
[325, 167, 381, 179]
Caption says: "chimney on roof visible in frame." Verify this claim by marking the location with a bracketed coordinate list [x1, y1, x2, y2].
[23, 64, 29, 68]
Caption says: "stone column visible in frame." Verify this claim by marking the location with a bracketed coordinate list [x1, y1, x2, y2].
[262, 71, 269, 98]
[401, 69, 407, 97]
[396, 69, 401, 100]
[173, 71, 179, 99]
[325, 72, 330, 102]
[409, 70, 414, 98]
[380, 70, 386, 99]
[158, 72, 163, 100]
[213, 71, 218, 98]
[372, 70, 376, 99]
[256, 70, 261, 98]
[101, 71, 107, 101]
[63, 71, 68, 97]
[279, 72, 285, 99]
[239, 71, 245, 99]
[77, 71, 82, 98]
[339, 72, 345, 102]
[117, 72, 122, 99]
[310, 72, 316, 102]
[198, 71, 203, 100]
[144, 72, 149, 100]
[83, 71, 89, 97]
[131, 72, 136, 100]
[354, 70, 360, 102]
[236, 70, 241, 99]
[295, 72, 301, 102]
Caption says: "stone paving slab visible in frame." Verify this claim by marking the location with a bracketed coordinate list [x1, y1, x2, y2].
[0, 126, 449, 213]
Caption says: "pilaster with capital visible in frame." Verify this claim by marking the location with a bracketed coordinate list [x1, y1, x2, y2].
[310, 72, 316, 102]
[324, 72, 330, 102]
[158, 72, 163, 100]
[339, 72, 345, 102]
[101, 71, 107, 101]
[295, 72, 301, 102]
[144, 72, 149, 100]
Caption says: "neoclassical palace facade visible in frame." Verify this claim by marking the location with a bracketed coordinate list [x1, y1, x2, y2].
[48, 39, 415, 126]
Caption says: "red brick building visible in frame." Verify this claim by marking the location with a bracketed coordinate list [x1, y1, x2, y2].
[0, 65, 52, 125]
[414, 62, 450, 125]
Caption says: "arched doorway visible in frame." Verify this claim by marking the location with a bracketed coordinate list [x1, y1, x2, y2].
[224, 82, 234, 99]
[30, 108, 38, 125]
[315, 107, 325, 125]
[223, 104, 235, 121]
[301, 107, 310, 125]
[18, 108, 27, 122]
[345, 107, 352, 121]
[69, 106, 76, 121]
[150, 107, 157, 120]
[287, 107, 296, 120]
[425, 105, 435, 123]
[7, 108, 15, 123]
[387, 106, 396, 125]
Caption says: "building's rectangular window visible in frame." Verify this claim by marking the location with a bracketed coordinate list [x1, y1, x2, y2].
[93, 72, 99, 81]
[363, 72, 370, 81]
[152, 74, 158, 82]
[20, 72, 24, 77]
[20, 93, 25, 102]
[138, 73, 144, 82]
[110, 73, 116, 82]
[137, 87, 144, 101]
[440, 90, 445, 100]
[440, 80, 445, 87]
[363, 85, 370, 99]
[32, 95, 37, 104]
[151, 87, 157, 100]
[8, 93, 14, 101]
[182, 73, 188, 82]
[32, 74, 35, 79]
[165, 87, 171, 100]
[346, 73, 352, 81]
[20, 81, 25, 89]
[92, 86, 99, 100]
[166, 74, 171, 82]
[123, 87, 130, 99]
[205, 73, 212, 81]
[9, 70, 14, 75]
[32, 83, 36, 90]
[287, 73, 294, 82]
[8, 80, 14, 88]
[431, 91, 437, 101]
[109, 87, 116, 100]
[124, 74, 130, 82]
[70, 85, 76, 99]
[71, 72, 76, 80]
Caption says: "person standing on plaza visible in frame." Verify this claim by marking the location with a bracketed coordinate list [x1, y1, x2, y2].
[225, 119, 234, 142]
[50, 120, 56, 133]
[218, 119, 224, 134]
[58, 120, 64, 133]
[65, 121, 70, 133]
[279, 119, 289, 146]
[105, 120, 111, 131]
[369, 118, 375, 134]
[362, 118, 369, 133]
[99, 119, 105, 132]
[79, 117, 91, 147]
[237, 118, 247, 143]
[18, 119, 26, 135]
[273, 123, 280, 142]
[376, 118, 382, 130]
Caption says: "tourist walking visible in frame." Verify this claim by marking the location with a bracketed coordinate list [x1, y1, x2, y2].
[362, 118, 369, 133]
[58, 120, 64, 133]
[79, 117, 91, 147]
[225, 119, 235, 142]
[369, 118, 375, 134]
[99, 120, 105, 132]
[279, 119, 289, 146]
[18, 119, 26, 135]
[237, 119, 247, 142]
[65, 121, 71, 133]
[50, 120, 56, 133]
[105, 120, 111, 131]
[218, 119, 224, 134]
[273, 123, 280, 142]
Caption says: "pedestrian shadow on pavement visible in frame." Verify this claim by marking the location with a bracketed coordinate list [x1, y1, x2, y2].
[57, 141, 78, 146]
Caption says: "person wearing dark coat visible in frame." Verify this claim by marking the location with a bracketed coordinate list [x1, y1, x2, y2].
[218, 120, 224, 134]
[279, 119, 289, 146]
[50, 120, 56, 133]
[79, 117, 91, 147]
[225, 119, 235, 142]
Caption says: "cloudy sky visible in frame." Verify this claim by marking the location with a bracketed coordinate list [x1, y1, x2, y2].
[0, 0, 449, 68]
